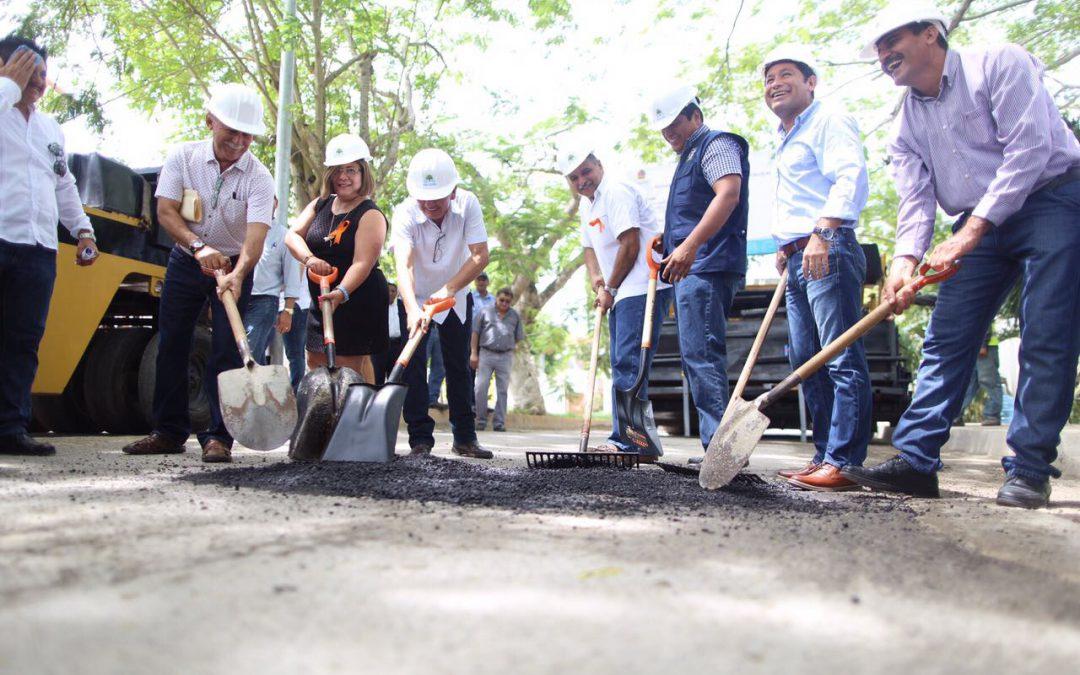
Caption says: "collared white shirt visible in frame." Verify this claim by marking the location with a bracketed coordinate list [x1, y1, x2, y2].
[391, 188, 488, 324]
[154, 140, 275, 256]
[388, 302, 402, 339]
[0, 77, 92, 249]
[579, 175, 670, 303]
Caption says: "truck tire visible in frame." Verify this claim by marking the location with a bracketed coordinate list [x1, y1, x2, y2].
[31, 347, 96, 433]
[82, 328, 154, 433]
[137, 327, 212, 432]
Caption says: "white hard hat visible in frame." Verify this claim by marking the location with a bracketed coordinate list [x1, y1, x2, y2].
[646, 85, 699, 131]
[406, 148, 460, 200]
[207, 83, 265, 136]
[858, 3, 948, 59]
[762, 44, 819, 79]
[556, 141, 595, 176]
[325, 133, 372, 166]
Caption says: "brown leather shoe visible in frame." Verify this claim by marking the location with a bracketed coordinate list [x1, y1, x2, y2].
[122, 432, 185, 455]
[201, 439, 232, 463]
[788, 464, 861, 492]
[777, 461, 819, 479]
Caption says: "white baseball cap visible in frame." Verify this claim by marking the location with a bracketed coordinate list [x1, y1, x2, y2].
[325, 133, 372, 166]
[762, 44, 820, 80]
[646, 85, 700, 131]
[207, 83, 265, 136]
[406, 148, 460, 200]
[556, 141, 595, 176]
[858, 4, 948, 59]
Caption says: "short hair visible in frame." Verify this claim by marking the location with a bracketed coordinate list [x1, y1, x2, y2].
[319, 159, 375, 201]
[477, 272, 489, 281]
[0, 34, 47, 63]
[497, 287, 513, 299]
[766, 59, 814, 81]
[904, 21, 949, 50]
[678, 101, 703, 123]
[387, 282, 397, 290]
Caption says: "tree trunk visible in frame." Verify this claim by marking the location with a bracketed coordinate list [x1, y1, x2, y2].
[510, 338, 546, 415]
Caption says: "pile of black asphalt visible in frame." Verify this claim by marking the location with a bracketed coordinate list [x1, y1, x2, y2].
[185, 455, 909, 518]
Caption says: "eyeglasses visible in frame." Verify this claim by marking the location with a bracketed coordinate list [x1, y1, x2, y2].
[432, 228, 446, 264]
[47, 143, 67, 177]
[334, 166, 363, 178]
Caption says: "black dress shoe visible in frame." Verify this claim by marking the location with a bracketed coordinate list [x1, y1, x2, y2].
[688, 455, 704, 465]
[0, 433, 56, 456]
[841, 455, 939, 497]
[996, 474, 1050, 509]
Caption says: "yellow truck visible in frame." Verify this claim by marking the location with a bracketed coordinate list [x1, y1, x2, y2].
[31, 153, 211, 434]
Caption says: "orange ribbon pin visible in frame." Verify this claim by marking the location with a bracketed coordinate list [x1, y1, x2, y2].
[589, 218, 604, 233]
[325, 219, 350, 245]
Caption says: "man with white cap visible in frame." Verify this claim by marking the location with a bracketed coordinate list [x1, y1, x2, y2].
[646, 85, 750, 458]
[558, 143, 673, 456]
[761, 45, 873, 491]
[123, 83, 275, 463]
[841, 5, 1080, 509]
[392, 148, 492, 459]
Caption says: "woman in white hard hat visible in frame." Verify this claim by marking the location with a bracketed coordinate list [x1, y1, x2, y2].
[285, 133, 389, 383]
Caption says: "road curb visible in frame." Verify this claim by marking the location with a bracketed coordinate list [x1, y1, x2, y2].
[942, 424, 1079, 473]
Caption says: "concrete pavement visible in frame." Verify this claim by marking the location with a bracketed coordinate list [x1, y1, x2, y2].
[0, 428, 1078, 674]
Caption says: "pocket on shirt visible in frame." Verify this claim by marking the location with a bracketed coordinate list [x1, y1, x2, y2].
[222, 198, 249, 227]
[955, 107, 996, 147]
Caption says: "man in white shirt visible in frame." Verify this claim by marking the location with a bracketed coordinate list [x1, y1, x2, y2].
[245, 229, 303, 377]
[559, 145, 673, 456]
[0, 37, 98, 456]
[122, 83, 274, 463]
[392, 149, 492, 459]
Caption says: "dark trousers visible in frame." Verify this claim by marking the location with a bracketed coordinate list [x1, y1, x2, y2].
[373, 336, 405, 386]
[153, 247, 252, 447]
[282, 307, 308, 392]
[402, 299, 476, 447]
[0, 241, 56, 436]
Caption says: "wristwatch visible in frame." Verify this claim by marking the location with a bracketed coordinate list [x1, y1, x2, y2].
[811, 227, 838, 243]
[604, 285, 618, 298]
[189, 239, 206, 256]
[76, 229, 96, 242]
[282, 307, 294, 315]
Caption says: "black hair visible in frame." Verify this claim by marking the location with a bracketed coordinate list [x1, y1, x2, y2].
[678, 101, 703, 123]
[766, 59, 814, 81]
[0, 34, 47, 63]
[904, 21, 949, 50]
[477, 272, 489, 281]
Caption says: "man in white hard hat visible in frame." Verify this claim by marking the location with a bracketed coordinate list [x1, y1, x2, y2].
[392, 148, 493, 459]
[841, 5, 1080, 509]
[646, 85, 750, 458]
[123, 83, 275, 463]
[761, 45, 873, 491]
[0, 35, 98, 457]
[559, 144, 673, 457]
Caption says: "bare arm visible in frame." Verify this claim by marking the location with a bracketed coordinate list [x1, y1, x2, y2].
[394, 239, 426, 336]
[431, 241, 490, 300]
[661, 175, 741, 283]
[607, 229, 640, 289]
[321, 208, 387, 310]
[284, 199, 326, 270]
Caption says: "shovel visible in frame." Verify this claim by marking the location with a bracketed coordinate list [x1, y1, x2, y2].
[321, 297, 456, 462]
[613, 235, 664, 460]
[577, 305, 607, 453]
[699, 263, 959, 490]
[215, 273, 299, 451]
[288, 267, 364, 461]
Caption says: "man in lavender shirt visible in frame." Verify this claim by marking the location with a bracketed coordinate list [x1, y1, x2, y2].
[841, 5, 1080, 509]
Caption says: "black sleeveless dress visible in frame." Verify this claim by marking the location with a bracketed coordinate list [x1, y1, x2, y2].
[304, 197, 389, 356]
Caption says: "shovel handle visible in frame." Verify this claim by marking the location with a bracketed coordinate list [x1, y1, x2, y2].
[310, 267, 340, 360]
[731, 267, 787, 403]
[387, 297, 457, 383]
[639, 235, 663, 350]
[759, 262, 959, 410]
[214, 272, 255, 366]
[579, 305, 606, 452]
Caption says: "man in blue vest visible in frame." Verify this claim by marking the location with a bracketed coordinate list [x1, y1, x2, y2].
[647, 85, 750, 459]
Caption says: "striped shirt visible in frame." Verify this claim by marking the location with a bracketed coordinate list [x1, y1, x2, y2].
[889, 45, 1080, 261]
[155, 140, 275, 257]
[686, 124, 743, 184]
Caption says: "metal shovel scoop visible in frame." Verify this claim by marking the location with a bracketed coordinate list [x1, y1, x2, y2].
[289, 267, 363, 461]
[614, 235, 665, 459]
[321, 297, 456, 462]
[215, 274, 299, 451]
[699, 263, 959, 490]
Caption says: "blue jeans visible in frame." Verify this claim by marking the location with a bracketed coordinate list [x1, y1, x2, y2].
[607, 287, 674, 450]
[960, 345, 1003, 420]
[426, 324, 446, 405]
[282, 307, 308, 391]
[402, 301, 476, 448]
[894, 180, 1080, 481]
[243, 294, 278, 365]
[785, 229, 872, 468]
[153, 247, 252, 447]
[0, 241, 56, 436]
[675, 271, 744, 449]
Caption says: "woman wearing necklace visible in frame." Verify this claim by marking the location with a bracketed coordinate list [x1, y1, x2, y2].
[286, 133, 389, 383]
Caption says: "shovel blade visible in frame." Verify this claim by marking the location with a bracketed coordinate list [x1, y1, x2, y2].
[699, 397, 770, 490]
[614, 389, 663, 458]
[289, 366, 364, 461]
[322, 382, 406, 462]
[217, 364, 298, 451]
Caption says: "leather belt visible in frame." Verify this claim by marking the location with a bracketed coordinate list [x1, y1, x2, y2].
[779, 236, 811, 258]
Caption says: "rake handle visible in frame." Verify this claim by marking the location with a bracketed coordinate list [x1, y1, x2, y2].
[579, 305, 606, 453]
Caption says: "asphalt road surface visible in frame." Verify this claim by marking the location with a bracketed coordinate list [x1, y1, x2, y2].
[1, 429, 1077, 674]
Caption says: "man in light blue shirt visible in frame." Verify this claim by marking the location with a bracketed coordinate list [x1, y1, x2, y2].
[245, 228, 305, 388]
[764, 45, 873, 492]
